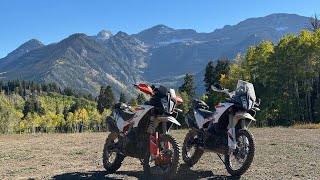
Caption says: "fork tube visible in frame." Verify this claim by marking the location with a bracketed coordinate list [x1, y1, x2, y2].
[227, 114, 236, 150]
[162, 122, 167, 134]
[149, 116, 159, 157]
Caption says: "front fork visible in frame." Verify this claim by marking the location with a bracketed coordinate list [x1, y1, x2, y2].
[149, 116, 159, 158]
[227, 114, 250, 154]
[149, 116, 170, 159]
[227, 114, 237, 152]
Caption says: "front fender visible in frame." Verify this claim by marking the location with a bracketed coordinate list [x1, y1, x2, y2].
[228, 112, 256, 129]
[155, 115, 181, 126]
[234, 112, 256, 121]
[147, 115, 181, 133]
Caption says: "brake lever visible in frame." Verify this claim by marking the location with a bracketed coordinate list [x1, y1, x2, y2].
[256, 98, 261, 106]
[252, 107, 260, 111]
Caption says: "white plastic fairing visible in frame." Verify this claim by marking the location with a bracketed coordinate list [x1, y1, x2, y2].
[114, 112, 127, 132]
[194, 110, 212, 128]
[114, 105, 154, 131]
[213, 102, 233, 123]
[131, 105, 154, 128]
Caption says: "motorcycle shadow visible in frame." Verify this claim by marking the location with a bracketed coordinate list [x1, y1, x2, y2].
[51, 164, 238, 180]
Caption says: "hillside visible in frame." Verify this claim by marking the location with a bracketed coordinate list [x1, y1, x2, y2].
[0, 13, 310, 96]
[0, 33, 147, 96]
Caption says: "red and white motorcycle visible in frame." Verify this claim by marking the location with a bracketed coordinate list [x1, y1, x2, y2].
[182, 80, 260, 176]
[103, 83, 183, 178]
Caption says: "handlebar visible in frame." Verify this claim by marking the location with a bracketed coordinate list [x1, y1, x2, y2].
[211, 85, 232, 97]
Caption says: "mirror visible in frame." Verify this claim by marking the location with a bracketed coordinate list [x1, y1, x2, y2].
[213, 83, 224, 90]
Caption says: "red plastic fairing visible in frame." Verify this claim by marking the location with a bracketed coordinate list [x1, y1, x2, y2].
[136, 83, 154, 95]
[176, 96, 183, 104]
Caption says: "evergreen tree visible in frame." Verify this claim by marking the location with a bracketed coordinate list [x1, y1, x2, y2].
[204, 59, 231, 92]
[119, 92, 127, 103]
[204, 61, 216, 92]
[97, 85, 115, 113]
[179, 74, 196, 99]
[137, 93, 146, 105]
[97, 87, 105, 113]
[22, 96, 45, 118]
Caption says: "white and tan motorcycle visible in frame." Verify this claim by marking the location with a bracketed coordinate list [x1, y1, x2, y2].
[103, 83, 183, 178]
[182, 80, 260, 176]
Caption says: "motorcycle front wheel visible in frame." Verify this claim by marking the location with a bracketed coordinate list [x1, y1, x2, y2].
[224, 129, 255, 176]
[182, 130, 204, 166]
[143, 134, 180, 179]
[102, 132, 125, 173]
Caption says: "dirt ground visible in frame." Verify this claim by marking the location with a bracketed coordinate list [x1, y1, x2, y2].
[0, 128, 319, 180]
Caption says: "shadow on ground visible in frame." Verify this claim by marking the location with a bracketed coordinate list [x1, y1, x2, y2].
[51, 164, 239, 180]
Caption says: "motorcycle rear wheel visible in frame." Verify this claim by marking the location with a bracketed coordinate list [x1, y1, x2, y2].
[224, 129, 255, 176]
[102, 132, 125, 173]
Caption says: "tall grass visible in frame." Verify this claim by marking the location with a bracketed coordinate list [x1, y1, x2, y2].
[292, 123, 320, 129]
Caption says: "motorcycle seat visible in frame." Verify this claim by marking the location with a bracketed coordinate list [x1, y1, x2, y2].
[197, 108, 214, 119]
[119, 110, 136, 121]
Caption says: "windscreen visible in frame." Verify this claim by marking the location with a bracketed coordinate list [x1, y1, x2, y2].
[236, 80, 256, 101]
[231, 80, 256, 109]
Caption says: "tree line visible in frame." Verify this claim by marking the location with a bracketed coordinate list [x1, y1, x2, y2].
[178, 29, 320, 126]
[0, 80, 147, 134]
[0, 80, 95, 100]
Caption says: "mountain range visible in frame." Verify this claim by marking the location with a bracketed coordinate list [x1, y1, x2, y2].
[0, 13, 311, 97]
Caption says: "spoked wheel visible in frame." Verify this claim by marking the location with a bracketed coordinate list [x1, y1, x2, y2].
[182, 130, 203, 166]
[102, 132, 125, 173]
[143, 134, 180, 179]
[225, 129, 255, 176]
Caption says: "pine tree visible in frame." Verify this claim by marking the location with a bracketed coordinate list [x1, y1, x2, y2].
[204, 59, 231, 92]
[179, 74, 196, 99]
[119, 92, 127, 103]
[97, 86, 105, 114]
[97, 86, 115, 113]
[204, 61, 216, 92]
[137, 93, 146, 105]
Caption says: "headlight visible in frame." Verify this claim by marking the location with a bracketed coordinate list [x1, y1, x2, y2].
[240, 96, 248, 109]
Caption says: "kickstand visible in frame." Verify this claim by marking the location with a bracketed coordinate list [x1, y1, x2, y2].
[139, 159, 144, 165]
[217, 153, 227, 166]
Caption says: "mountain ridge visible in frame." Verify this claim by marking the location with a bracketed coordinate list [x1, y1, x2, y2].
[0, 13, 311, 96]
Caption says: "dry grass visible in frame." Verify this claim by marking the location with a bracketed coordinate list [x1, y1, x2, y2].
[0, 128, 319, 179]
[292, 123, 320, 129]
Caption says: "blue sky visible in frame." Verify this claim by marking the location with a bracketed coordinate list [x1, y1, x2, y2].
[0, 0, 319, 58]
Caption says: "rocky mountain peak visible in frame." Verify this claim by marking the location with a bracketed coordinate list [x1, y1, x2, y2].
[114, 31, 129, 37]
[1, 38, 44, 62]
[25, 39, 43, 46]
[151, 24, 174, 34]
[59, 33, 91, 46]
[97, 30, 112, 40]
